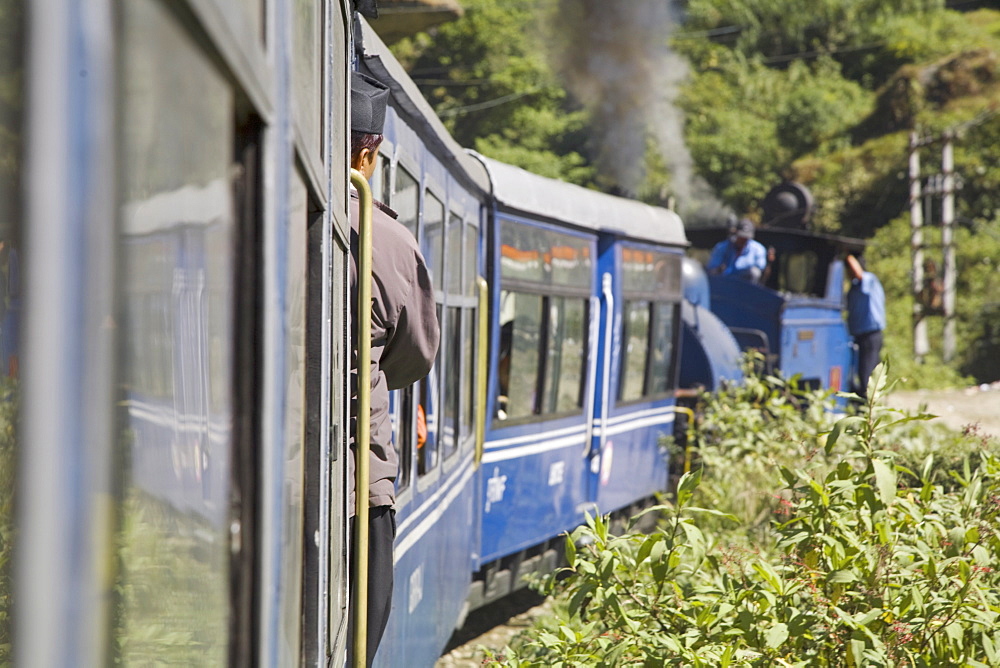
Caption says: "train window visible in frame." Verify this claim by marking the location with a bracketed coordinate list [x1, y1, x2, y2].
[622, 248, 683, 302]
[499, 221, 591, 291]
[371, 152, 389, 205]
[619, 301, 651, 402]
[276, 169, 310, 663]
[447, 213, 463, 295]
[495, 291, 542, 421]
[424, 191, 444, 291]
[461, 309, 475, 437]
[441, 306, 461, 460]
[114, 0, 236, 662]
[647, 302, 677, 395]
[418, 370, 438, 476]
[240, 0, 264, 41]
[293, 0, 321, 155]
[0, 0, 22, 659]
[779, 250, 819, 295]
[542, 298, 586, 414]
[394, 166, 419, 238]
[397, 386, 415, 491]
[464, 222, 478, 296]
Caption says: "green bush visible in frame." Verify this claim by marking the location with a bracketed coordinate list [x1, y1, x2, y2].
[486, 363, 1000, 667]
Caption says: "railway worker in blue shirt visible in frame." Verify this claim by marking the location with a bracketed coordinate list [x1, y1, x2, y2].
[845, 254, 885, 398]
[348, 71, 440, 667]
[706, 217, 768, 282]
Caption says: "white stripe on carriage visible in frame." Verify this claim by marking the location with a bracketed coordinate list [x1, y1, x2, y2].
[590, 406, 678, 430]
[394, 460, 476, 563]
[481, 433, 587, 464]
[484, 422, 587, 450]
[396, 451, 475, 537]
[602, 412, 676, 436]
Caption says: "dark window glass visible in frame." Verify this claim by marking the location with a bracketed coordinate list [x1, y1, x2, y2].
[424, 192, 444, 292]
[779, 251, 820, 296]
[441, 306, 461, 460]
[447, 213, 463, 295]
[417, 370, 437, 476]
[619, 301, 650, 402]
[542, 298, 586, 414]
[464, 223, 477, 297]
[396, 387, 414, 491]
[647, 302, 676, 395]
[495, 291, 542, 421]
[461, 309, 474, 438]
[418, 302, 443, 476]
[394, 166, 418, 238]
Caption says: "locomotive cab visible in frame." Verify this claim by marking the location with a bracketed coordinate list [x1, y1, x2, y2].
[686, 225, 865, 398]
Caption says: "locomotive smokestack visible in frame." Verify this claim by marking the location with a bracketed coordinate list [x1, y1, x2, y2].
[547, 0, 713, 215]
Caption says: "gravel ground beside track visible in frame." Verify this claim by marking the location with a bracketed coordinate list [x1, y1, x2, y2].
[886, 385, 1000, 438]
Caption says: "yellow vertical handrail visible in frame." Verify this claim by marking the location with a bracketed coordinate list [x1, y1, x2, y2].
[474, 276, 488, 468]
[349, 169, 373, 668]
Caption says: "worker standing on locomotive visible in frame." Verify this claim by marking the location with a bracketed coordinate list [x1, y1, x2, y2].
[347, 71, 440, 667]
[845, 253, 885, 398]
[706, 217, 768, 282]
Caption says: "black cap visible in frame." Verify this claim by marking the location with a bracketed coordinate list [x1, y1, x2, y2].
[351, 71, 390, 134]
[735, 218, 755, 240]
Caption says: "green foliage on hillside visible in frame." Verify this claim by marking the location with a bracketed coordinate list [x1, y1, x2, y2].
[391, 0, 596, 185]
[388, 1, 1000, 384]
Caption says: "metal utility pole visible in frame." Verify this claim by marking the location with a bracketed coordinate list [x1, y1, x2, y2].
[941, 133, 957, 362]
[909, 132, 929, 361]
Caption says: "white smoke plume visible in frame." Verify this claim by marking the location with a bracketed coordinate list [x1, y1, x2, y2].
[547, 0, 726, 221]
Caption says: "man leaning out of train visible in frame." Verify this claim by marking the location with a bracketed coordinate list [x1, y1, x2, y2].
[347, 71, 440, 667]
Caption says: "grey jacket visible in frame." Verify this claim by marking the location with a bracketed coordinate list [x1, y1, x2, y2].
[349, 191, 439, 516]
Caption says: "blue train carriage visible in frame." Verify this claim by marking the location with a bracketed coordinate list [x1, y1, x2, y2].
[685, 224, 867, 398]
[356, 19, 492, 668]
[469, 155, 689, 609]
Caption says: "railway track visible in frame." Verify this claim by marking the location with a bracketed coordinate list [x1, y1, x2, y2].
[435, 590, 552, 667]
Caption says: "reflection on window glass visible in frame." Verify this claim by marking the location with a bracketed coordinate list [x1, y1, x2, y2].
[619, 301, 650, 402]
[0, 0, 23, 660]
[495, 291, 541, 421]
[499, 220, 591, 289]
[394, 166, 418, 238]
[447, 214, 463, 295]
[277, 170, 308, 664]
[115, 0, 234, 662]
[647, 303, 675, 395]
[441, 306, 461, 460]
[622, 248, 682, 301]
[424, 192, 444, 292]
[542, 298, 585, 414]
